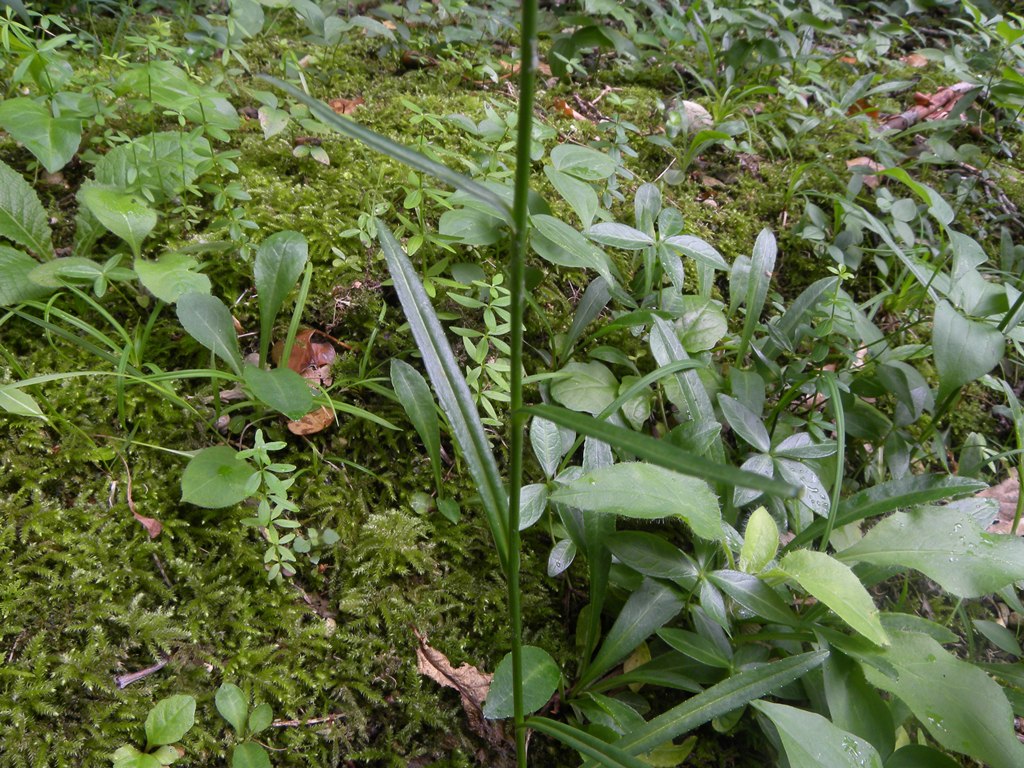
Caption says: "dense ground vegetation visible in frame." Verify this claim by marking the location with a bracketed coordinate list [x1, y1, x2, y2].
[1, 0, 1024, 766]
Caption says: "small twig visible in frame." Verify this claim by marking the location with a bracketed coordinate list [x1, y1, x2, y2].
[115, 658, 168, 689]
[271, 713, 346, 728]
[152, 553, 173, 588]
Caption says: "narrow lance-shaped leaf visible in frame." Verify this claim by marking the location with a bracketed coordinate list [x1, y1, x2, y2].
[524, 403, 798, 498]
[736, 228, 776, 361]
[391, 359, 443, 492]
[780, 550, 889, 646]
[527, 716, 652, 768]
[580, 650, 828, 763]
[577, 578, 684, 689]
[377, 222, 509, 570]
[254, 231, 308, 366]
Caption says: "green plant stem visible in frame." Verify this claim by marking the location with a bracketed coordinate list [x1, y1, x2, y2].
[818, 372, 846, 552]
[507, 1, 539, 764]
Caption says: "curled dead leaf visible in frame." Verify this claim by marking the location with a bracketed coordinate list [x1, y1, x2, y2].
[900, 53, 929, 68]
[286, 405, 333, 436]
[273, 329, 344, 387]
[847, 156, 885, 189]
[981, 470, 1021, 535]
[414, 629, 512, 757]
[329, 97, 364, 115]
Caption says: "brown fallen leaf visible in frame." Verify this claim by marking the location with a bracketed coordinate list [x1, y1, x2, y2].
[900, 53, 929, 68]
[414, 629, 513, 759]
[881, 82, 976, 131]
[329, 97, 364, 115]
[847, 156, 885, 189]
[552, 97, 589, 121]
[273, 329, 342, 387]
[286, 405, 333, 436]
[118, 456, 162, 538]
[981, 469, 1021, 535]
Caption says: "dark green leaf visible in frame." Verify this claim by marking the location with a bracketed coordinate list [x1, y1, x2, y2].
[0, 158, 52, 257]
[718, 394, 770, 453]
[933, 300, 1004, 401]
[180, 446, 258, 509]
[483, 646, 560, 719]
[231, 742, 271, 768]
[242, 364, 313, 419]
[0, 98, 81, 173]
[254, 231, 307, 365]
[752, 701, 883, 768]
[391, 359, 443, 491]
[709, 570, 800, 626]
[176, 293, 243, 374]
[0, 245, 50, 306]
[526, 716, 651, 768]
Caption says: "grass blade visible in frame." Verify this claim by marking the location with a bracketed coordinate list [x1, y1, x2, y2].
[377, 221, 509, 570]
[527, 717, 652, 768]
[258, 75, 511, 223]
[585, 650, 828, 762]
[523, 403, 799, 497]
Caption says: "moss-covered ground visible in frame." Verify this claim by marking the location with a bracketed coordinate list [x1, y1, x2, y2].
[1, 2, 1021, 766]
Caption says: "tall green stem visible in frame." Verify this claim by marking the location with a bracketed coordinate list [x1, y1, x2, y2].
[508, 1, 539, 764]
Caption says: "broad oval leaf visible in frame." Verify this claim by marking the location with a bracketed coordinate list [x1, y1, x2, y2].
[176, 293, 243, 374]
[484, 645, 561, 719]
[547, 538, 576, 577]
[135, 253, 211, 303]
[606, 530, 698, 582]
[752, 701, 883, 768]
[80, 185, 157, 257]
[544, 166, 598, 228]
[0, 385, 45, 419]
[0, 245, 51, 305]
[585, 222, 654, 250]
[739, 506, 779, 573]
[676, 295, 727, 353]
[709, 570, 800, 626]
[145, 694, 196, 748]
[530, 416, 564, 478]
[243, 364, 313, 420]
[0, 98, 81, 174]
[550, 361, 618, 415]
[232, 742, 272, 768]
[215, 683, 248, 736]
[933, 300, 1004, 401]
[780, 550, 889, 646]
[519, 483, 549, 530]
[776, 458, 830, 517]
[247, 702, 273, 735]
[0, 158, 52, 257]
[550, 462, 721, 541]
[836, 505, 1024, 598]
[181, 446, 258, 509]
[663, 235, 728, 271]
[859, 629, 1024, 768]
[550, 144, 617, 180]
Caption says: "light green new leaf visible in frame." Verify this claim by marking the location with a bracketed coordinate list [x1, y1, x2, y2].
[752, 701, 883, 768]
[0, 98, 81, 174]
[254, 231, 307, 365]
[933, 300, 1004, 401]
[242, 365, 313, 420]
[550, 462, 721, 540]
[484, 646, 560, 719]
[79, 186, 157, 257]
[740, 506, 779, 573]
[837, 505, 1024, 598]
[780, 550, 889, 646]
[231, 742, 271, 768]
[585, 222, 654, 250]
[550, 144, 617, 180]
[0, 159, 52, 257]
[135, 253, 211, 303]
[145, 695, 196, 748]
[0, 385, 45, 419]
[579, 578, 684, 688]
[176, 293, 243, 374]
[215, 683, 248, 736]
[390, 359, 442, 491]
[180, 446, 258, 509]
[550, 360, 618, 415]
[676, 295, 727, 352]
[247, 703, 273, 735]
[112, 746, 162, 768]
[544, 166, 598, 227]
[0, 246, 51, 306]
[858, 629, 1024, 768]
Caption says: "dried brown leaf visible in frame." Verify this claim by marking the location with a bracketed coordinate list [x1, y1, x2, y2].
[847, 157, 884, 189]
[900, 53, 929, 68]
[286, 405, 333, 436]
[414, 630, 512, 758]
[981, 470, 1021, 535]
[329, 97, 364, 115]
